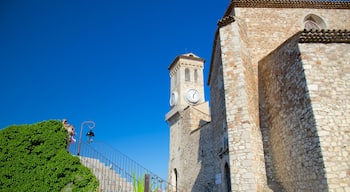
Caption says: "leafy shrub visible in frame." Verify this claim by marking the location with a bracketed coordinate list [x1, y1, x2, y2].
[0, 120, 98, 192]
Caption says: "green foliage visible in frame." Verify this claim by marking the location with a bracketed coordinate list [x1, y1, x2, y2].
[132, 173, 161, 192]
[132, 172, 145, 192]
[0, 120, 98, 192]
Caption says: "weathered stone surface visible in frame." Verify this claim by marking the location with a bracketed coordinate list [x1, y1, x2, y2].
[167, 1, 350, 192]
[259, 35, 350, 191]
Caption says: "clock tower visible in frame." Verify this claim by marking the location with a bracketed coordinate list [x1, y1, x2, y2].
[165, 53, 206, 120]
[165, 53, 212, 191]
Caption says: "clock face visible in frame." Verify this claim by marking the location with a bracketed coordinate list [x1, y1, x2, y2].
[185, 89, 200, 104]
[170, 92, 178, 106]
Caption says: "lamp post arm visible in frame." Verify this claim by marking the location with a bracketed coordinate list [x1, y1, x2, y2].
[77, 121, 96, 156]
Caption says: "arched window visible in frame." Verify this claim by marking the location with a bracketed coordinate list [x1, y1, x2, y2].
[194, 69, 198, 82]
[185, 68, 190, 82]
[304, 14, 326, 30]
[172, 169, 178, 192]
[225, 163, 232, 192]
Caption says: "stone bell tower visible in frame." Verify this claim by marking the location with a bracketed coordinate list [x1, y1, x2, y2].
[166, 53, 206, 115]
[165, 53, 212, 191]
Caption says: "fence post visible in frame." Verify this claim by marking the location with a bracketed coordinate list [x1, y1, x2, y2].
[144, 174, 150, 192]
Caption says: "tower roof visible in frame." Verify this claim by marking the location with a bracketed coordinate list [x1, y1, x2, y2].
[168, 53, 205, 70]
[180, 53, 201, 58]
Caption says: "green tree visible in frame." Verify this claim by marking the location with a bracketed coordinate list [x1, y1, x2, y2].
[0, 120, 98, 192]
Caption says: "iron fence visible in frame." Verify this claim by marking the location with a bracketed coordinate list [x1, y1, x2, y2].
[68, 142, 185, 192]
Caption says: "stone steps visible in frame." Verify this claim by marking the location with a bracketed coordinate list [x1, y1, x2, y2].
[79, 156, 134, 192]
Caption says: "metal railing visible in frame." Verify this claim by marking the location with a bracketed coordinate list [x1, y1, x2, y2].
[69, 142, 184, 192]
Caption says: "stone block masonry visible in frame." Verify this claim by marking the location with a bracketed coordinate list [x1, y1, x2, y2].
[169, 1, 350, 191]
[259, 33, 350, 191]
[299, 42, 350, 192]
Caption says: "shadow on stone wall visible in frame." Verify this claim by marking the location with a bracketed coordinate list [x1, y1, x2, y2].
[258, 34, 328, 191]
[191, 120, 214, 192]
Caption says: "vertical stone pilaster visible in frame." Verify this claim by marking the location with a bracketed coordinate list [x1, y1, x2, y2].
[219, 20, 267, 191]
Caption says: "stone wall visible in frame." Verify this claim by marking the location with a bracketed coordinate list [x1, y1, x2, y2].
[211, 5, 350, 191]
[259, 33, 350, 191]
[259, 34, 327, 191]
[217, 20, 267, 191]
[167, 105, 214, 192]
[299, 42, 350, 192]
[168, 110, 194, 192]
[230, 7, 350, 74]
[208, 35, 231, 192]
[167, 112, 183, 191]
[176, 2, 350, 191]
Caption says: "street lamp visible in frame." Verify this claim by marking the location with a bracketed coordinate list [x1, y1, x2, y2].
[77, 121, 96, 156]
[86, 129, 95, 143]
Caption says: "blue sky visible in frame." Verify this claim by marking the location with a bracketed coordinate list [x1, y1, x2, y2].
[0, 0, 228, 179]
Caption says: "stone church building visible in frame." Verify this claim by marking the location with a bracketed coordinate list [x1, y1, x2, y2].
[165, 0, 350, 191]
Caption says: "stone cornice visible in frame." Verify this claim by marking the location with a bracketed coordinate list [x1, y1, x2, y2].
[218, 15, 236, 28]
[225, 0, 350, 15]
[299, 29, 350, 43]
[168, 55, 205, 71]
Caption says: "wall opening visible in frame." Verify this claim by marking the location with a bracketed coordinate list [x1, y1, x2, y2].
[172, 168, 178, 191]
[185, 68, 190, 82]
[303, 14, 326, 30]
[194, 69, 198, 82]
